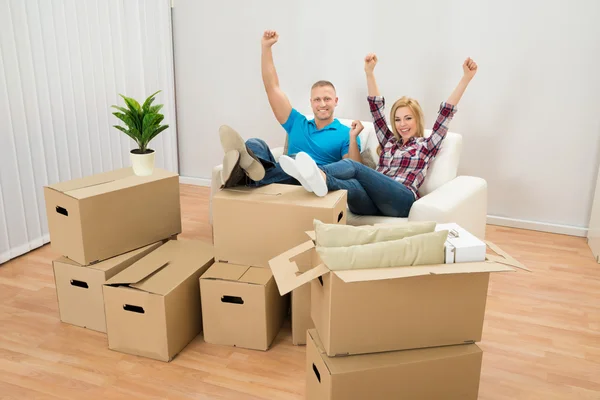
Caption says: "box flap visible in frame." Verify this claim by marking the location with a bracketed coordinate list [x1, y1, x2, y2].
[239, 267, 272, 285]
[89, 242, 164, 272]
[132, 240, 214, 295]
[309, 329, 483, 374]
[485, 240, 531, 271]
[333, 261, 514, 283]
[104, 246, 171, 286]
[46, 168, 132, 193]
[201, 263, 249, 281]
[305, 230, 316, 241]
[63, 168, 177, 200]
[106, 240, 214, 295]
[268, 240, 329, 295]
[216, 183, 343, 208]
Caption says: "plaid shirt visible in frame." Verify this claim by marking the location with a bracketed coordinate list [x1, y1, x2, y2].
[368, 96, 457, 199]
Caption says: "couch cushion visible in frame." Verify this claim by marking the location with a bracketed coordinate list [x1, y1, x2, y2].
[314, 219, 436, 247]
[419, 130, 462, 196]
[315, 230, 448, 271]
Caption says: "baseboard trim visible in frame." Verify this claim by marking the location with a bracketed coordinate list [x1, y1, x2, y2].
[179, 176, 211, 187]
[487, 216, 588, 237]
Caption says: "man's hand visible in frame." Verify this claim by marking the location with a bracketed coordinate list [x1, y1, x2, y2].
[364, 53, 378, 73]
[262, 30, 279, 48]
[350, 120, 364, 138]
[463, 57, 478, 81]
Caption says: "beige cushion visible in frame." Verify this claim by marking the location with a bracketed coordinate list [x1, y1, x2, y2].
[314, 219, 436, 248]
[316, 230, 448, 271]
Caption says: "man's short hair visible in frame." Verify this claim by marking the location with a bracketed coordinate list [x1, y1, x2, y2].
[311, 80, 336, 92]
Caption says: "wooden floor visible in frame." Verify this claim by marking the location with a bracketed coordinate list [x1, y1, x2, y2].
[1, 184, 599, 399]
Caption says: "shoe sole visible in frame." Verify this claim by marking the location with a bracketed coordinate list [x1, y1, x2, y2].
[219, 125, 265, 181]
[295, 152, 328, 197]
[279, 155, 313, 192]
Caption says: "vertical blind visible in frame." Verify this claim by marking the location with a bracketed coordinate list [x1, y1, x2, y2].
[0, 0, 178, 264]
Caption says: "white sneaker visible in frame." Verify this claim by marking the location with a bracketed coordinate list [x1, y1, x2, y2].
[295, 152, 328, 197]
[279, 155, 313, 192]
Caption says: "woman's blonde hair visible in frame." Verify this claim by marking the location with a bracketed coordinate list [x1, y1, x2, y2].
[376, 96, 425, 156]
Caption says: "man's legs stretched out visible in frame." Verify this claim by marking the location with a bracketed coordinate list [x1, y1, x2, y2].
[219, 125, 299, 188]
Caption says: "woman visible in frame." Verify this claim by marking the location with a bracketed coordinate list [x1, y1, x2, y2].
[279, 54, 478, 217]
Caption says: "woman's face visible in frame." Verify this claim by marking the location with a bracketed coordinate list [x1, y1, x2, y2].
[394, 106, 418, 141]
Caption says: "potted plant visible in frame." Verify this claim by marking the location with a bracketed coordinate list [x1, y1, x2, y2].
[112, 90, 169, 176]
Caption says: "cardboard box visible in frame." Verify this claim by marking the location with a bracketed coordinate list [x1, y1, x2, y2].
[436, 223, 486, 263]
[200, 262, 287, 350]
[213, 184, 347, 346]
[212, 184, 347, 268]
[270, 235, 524, 357]
[306, 329, 483, 400]
[44, 167, 182, 265]
[103, 239, 214, 362]
[53, 241, 164, 333]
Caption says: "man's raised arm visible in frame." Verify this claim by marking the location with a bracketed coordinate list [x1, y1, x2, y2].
[261, 30, 293, 124]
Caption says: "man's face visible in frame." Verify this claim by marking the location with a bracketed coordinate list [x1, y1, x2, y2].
[310, 86, 338, 121]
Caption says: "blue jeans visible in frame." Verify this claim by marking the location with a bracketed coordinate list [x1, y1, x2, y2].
[244, 138, 299, 187]
[321, 159, 416, 217]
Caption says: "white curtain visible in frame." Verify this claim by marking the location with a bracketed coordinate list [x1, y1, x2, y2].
[0, 0, 178, 264]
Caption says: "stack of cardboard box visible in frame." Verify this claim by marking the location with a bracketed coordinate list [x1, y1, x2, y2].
[45, 168, 215, 362]
[204, 183, 348, 349]
[269, 226, 522, 399]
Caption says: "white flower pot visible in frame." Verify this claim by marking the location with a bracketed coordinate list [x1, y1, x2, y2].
[130, 149, 155, 176]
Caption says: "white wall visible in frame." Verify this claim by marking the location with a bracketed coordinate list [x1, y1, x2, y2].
[173, 0, 600, 231]
[0, 0, 177, 264]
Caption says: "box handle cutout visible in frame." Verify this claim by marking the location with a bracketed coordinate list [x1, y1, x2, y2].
[312, 363, 321, 382]
[318, 276, 324, 286]
[56, 206, 68, 216]
[123, 304, 145, 314]
[221, 295, 244, 305]
[337, 211, 344, 222]
[70, 279, 88, 289]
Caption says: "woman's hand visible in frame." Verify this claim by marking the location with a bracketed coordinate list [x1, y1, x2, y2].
[350, 120, 364, 138]
[463, 57, 478, 81]
[364, 53, 378, 74]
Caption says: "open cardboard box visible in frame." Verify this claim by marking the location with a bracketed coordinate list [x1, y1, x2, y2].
[103, 239, 214, 362]
[269, 231, 528, 357]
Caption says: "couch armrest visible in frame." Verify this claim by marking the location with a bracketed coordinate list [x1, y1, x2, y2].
[408, 176, 488, 239]
[209, 146, 285, 225]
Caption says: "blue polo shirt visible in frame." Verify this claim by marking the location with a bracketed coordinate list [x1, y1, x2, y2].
[281, 109, 361, 166]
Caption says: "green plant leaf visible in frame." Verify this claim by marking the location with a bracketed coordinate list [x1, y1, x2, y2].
[113, 125, 141, 147]
[112, 112, 142, 140]
[142, 90, 161, 112]
[145, 124, 169, 147]
[148, 104, 163, 114]
[119, 94, 143, 133]
[142, 113, 165, 144]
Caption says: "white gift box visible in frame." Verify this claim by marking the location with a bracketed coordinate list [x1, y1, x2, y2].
[435, 223, 486, 263]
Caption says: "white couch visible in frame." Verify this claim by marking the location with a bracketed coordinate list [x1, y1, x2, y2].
[210, 118, 488, 239]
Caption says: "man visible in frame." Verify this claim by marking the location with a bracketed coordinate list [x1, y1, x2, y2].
[219, 30, 362, 190]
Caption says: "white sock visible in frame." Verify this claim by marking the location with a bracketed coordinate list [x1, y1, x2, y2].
[279, 155, 313, 192]
[295, 152, 328, 197]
